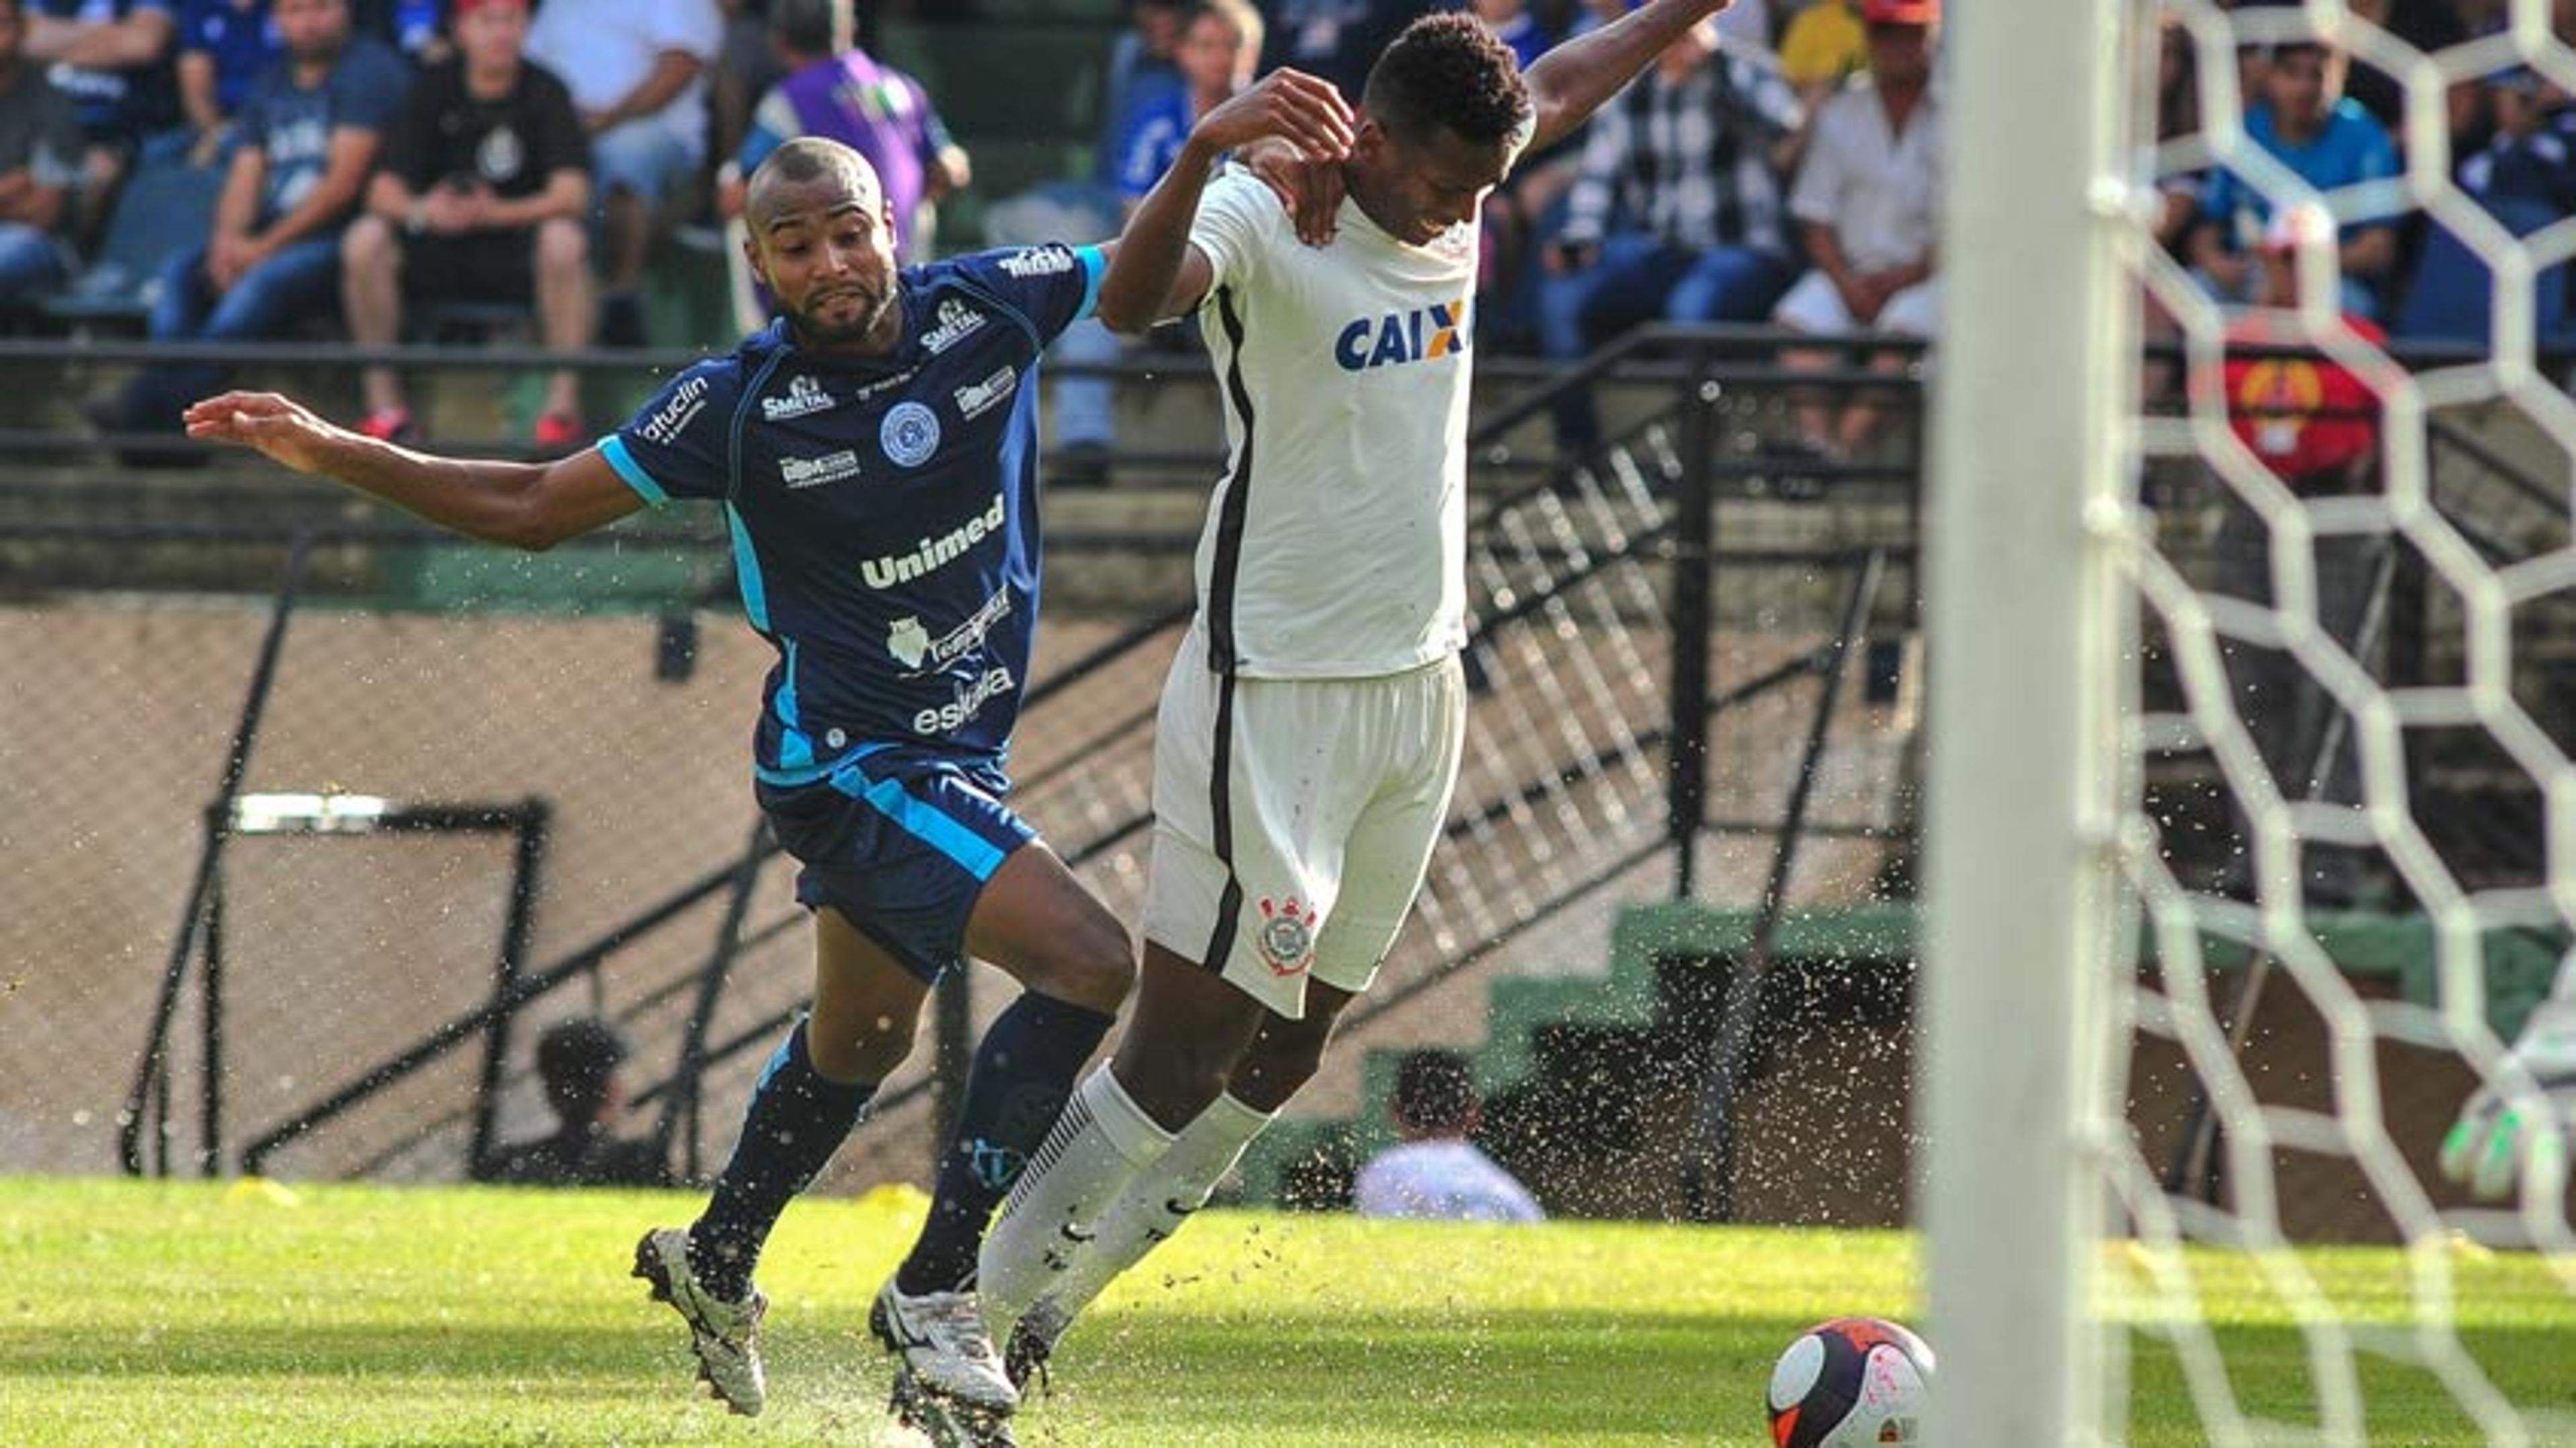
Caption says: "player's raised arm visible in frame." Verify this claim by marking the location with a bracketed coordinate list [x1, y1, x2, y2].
[1093, 68, 1354, 335]
[184, 391, 646, 552]
[1521, 0, 1741, 155]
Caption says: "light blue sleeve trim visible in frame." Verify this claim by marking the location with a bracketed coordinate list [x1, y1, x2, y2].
[1074, 244, 1108, 323]
[599, 435, 669, 507]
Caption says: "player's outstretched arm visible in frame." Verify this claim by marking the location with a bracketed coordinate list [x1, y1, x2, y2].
[185, 391, 647, 552]
[1095, 68, 1353, 335]
[1521, 0, 1739, 154]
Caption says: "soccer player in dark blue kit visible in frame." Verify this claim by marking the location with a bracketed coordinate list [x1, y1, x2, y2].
[180, 136, 1230, 1445]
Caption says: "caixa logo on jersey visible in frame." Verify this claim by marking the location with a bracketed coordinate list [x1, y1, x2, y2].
[914, 666, 1016, 735]
[1334, 299, 1469, 372]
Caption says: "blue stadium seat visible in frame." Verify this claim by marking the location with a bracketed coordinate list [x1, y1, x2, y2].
[44, 160, 225, 331]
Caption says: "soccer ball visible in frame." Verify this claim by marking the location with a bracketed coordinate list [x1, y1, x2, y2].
[1765, 1316, 1935, 1447]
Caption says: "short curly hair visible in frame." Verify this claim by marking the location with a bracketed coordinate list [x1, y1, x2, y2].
[1360, 11, 1533, 151]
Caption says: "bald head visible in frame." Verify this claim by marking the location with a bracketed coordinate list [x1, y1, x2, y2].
[745, 137, 888, 236]
[739, 135, 904, 354]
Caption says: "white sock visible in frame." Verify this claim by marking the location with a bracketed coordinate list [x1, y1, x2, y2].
[979, 1063, 1173, 1320]
[1034, 1092, 1275, 1337]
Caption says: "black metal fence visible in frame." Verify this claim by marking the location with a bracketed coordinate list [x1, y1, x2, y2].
[2, 327, 1929, 1214]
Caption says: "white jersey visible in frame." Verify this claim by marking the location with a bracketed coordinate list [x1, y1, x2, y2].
[1185, 168, 1480, 678]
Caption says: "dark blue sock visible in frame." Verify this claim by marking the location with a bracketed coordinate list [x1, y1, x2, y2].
[895, 992, 1116, 1295]
[688, 1019, 872, 1302]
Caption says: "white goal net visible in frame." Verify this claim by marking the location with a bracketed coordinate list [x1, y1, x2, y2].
[1925, 1, 2576, 1444]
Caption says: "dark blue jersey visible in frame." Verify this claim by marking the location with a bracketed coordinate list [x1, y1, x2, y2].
[602, 243, 1104, 786]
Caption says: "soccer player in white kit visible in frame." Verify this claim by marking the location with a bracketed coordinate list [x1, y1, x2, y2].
[976, 0, 1756, 1409]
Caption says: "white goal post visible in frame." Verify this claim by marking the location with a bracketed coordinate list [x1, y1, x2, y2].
[1926, 0, 2576, 1443]
[1923, 0, 2132, 1443]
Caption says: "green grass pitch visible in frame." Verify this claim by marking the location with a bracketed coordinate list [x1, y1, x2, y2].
[4, 1176, 2572, 1445]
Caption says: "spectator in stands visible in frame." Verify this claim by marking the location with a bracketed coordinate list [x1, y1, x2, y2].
[341, 0, 592, 450]
[2141, 12, 2206, 402]
[0, 0, 85, 307]
[1768, 0, 1940, 470]
[1468, 0, 1578, 355]
[1537, 13, 1801, 451]
[1037, 0, 1260, 490]
[717, 0, 966, 264]
[2218, 205, 2387, 490]
[979, 0, 1187, 253]
[524, 0, 721, 346]
[23, 0, 180, 246]
[1566, 0, 1765, 51]
[2339, 0, 2470, 141]
[1354, 1049, 1543, 1224]
[707, 0, 780, 186]
[85, 0, 404, 442]
[1778, 0, 1866, 111]
[474, 1016, 674, 1188]
[2461, 67, 2575, 218]
[1258, 0, 1448, 103]
[1472, 0, 1554, 71]
[2208, 201, 2393, 906]
[174, 0, 276, 166]
[2190, 38, 2399, 321]
[1104, 0, 1187, 160]
[1112, 0, 1258, 206]
[2154, 11, 2201, 253]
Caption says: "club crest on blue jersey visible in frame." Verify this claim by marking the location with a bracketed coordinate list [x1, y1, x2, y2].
[1334, 298, 1470, 372]
[882, 401, 941, 466]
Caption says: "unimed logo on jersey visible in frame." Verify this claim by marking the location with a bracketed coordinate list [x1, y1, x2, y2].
[859, 493, 1006, 589]
[1333, 298, 1469, 372]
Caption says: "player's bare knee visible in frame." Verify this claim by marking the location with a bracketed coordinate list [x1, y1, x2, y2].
[1033, 917, 1134, 1015]
[1230, 1045, 1320, 1113]
[810, 1010, 916, 1082]
[1231, 1017, 1333, 1113]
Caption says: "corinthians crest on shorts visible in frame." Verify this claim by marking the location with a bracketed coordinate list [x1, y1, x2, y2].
[1255, 896, 1319, 976]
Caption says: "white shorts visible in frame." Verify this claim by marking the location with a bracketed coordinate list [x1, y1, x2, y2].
[1141, 631, 1466, 1020]
[1771, 268, 1943, 338]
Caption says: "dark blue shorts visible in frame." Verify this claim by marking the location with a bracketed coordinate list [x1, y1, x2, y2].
[757, 752, 1036, 984]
